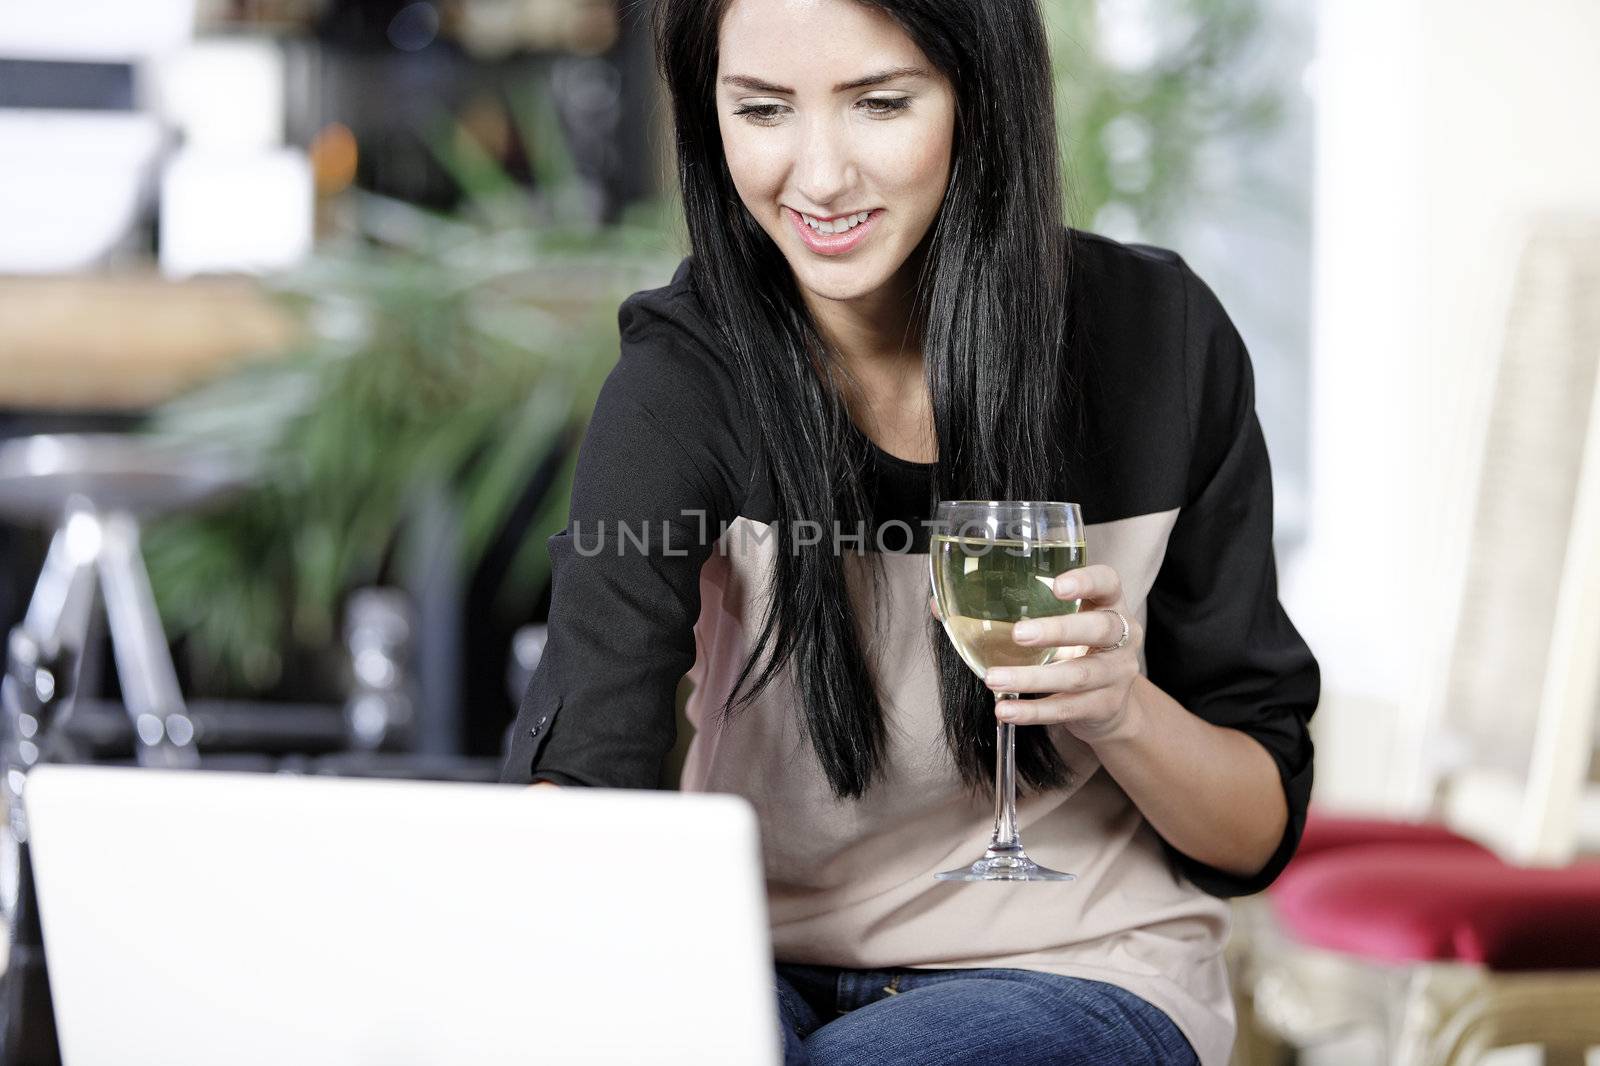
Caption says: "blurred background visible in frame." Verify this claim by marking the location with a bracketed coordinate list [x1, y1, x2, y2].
[1, 0, 1320, 774]
[1, 2, 1598, 1064]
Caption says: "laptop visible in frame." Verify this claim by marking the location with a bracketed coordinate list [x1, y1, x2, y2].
[22, 765, 781, 1066]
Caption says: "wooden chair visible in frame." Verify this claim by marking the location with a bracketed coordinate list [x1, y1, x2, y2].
[1231, 213, 1600, 1066]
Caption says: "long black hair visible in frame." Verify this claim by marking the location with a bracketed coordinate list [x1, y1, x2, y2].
[651, 0, 1080, 799]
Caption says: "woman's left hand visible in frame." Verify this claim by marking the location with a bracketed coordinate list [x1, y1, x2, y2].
[943, 563, 1144, 743]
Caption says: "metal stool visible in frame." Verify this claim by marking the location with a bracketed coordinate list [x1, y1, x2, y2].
[0, 434, 242, 1064]
[0, 434, 243, 818]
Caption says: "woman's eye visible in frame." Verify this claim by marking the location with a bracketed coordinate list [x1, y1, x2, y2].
[859, 97, 911, 116]
[733, 103, 787, 123]
[732, 98, 911, 124]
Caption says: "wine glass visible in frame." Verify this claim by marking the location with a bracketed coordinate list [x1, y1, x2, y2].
[928, 500, 1086, 882]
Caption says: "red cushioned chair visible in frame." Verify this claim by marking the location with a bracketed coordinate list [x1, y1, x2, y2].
[1227, 813, 1501, 1065]
[1272, 847, 1600, 974]
[1290, 811, 1484, 862]
[1251, 844, 1600, 1066]
[1231, 218, 1600, 1066]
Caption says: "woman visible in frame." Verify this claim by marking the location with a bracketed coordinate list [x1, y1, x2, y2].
[500, 0, 1319, 1063]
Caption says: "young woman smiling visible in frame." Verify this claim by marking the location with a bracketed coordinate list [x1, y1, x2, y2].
[501, 1, 1319, 1064]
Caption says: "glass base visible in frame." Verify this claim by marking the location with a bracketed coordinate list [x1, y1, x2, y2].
[933, 845, 1076, 883]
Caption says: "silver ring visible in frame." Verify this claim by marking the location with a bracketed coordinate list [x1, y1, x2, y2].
[1102, 610, 1130, 651]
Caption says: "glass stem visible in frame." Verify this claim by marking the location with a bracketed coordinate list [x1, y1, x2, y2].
[991, 694, 1021, 852]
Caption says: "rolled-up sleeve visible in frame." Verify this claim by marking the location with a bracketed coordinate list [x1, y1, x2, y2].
[1141, 257, 1321, 897]
[498, 298, 747, 789]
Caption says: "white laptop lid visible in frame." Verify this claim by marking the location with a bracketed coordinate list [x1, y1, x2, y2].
[23, 765, 780, 1066]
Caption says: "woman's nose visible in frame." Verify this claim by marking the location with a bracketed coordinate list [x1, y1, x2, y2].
[793, 117, 858, 209]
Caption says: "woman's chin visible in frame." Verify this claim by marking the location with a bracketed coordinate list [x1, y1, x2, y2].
[789, 259, 898, 305]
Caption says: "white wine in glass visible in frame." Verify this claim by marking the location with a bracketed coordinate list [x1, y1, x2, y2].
[929, 500, 1086, 882]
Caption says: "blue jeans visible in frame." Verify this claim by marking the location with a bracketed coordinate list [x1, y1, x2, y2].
[775, 962, 1200, 1066]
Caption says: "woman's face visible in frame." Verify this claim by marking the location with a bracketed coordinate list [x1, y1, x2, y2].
[716, 0, 957, 307]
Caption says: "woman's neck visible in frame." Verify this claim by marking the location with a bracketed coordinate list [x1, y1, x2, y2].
[801, 264, 936, 464]
[805, 283, 916, 366]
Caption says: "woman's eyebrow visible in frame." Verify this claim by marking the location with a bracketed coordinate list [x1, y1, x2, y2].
[719, 66, 929, 95]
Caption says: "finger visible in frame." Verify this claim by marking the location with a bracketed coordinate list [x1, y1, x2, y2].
[928, 594, 943, 621]
[994, 694, 1068, 726]
[993, 692, 1098, 727]
[1009, 609, 1134, 651]
[996, 691, 1137, 743]
[1052, 564, 1122, 605]
[983, 653, 1115, 696]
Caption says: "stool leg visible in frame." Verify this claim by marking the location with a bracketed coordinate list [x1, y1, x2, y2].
[19, 511, 100, 658]
[96, 513, 198, 770]
[3, 512, 99, 844]
[0, 507, 98, 1066]
[0, 841, 64, 1065]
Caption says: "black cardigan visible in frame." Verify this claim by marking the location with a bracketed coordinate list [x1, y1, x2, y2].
[500, 226, 1320, 898]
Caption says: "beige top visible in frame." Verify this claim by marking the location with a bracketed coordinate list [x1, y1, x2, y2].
[682, 514, 1235, 1066]
[503, 233, 1319, 1066]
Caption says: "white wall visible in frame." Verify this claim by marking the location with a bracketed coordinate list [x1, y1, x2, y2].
[1285, 0, 1600, 810]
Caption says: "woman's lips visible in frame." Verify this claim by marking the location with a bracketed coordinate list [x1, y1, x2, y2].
[787, 207, 882, 256]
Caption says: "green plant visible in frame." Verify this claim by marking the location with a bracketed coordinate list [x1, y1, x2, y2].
[1046, 0, 1285, 233]
[142, 91, 682, 694]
